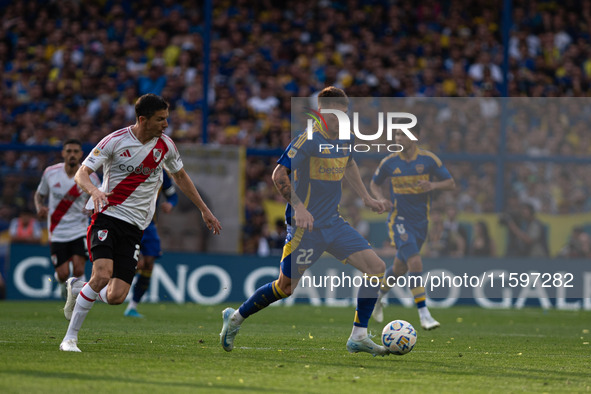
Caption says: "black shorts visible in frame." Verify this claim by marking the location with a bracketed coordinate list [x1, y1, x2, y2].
[88, 213, 143, 285]
[50, 236, 88, 267]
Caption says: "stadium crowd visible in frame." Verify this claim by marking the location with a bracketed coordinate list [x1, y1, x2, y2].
[1, 0, 591, 257]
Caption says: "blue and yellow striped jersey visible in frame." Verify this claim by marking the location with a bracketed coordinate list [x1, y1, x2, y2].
[277, 127, 352, 228]
[372, 148, 451, 225]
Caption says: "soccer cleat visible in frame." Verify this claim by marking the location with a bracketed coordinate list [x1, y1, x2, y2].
[219, 307, 241, 352]
[59, 338, 81, 352]
[346, 336, 389, 357]
[420, 315, 440, 330]
[372, 299, 385, 323]
[124, 308, 144, 318]
[63, 278, 82, 321]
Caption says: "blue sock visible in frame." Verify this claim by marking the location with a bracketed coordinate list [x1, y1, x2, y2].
[354, 273, 384, 327]
[239, 280, 288, 319]
[132, 271, 151, 304]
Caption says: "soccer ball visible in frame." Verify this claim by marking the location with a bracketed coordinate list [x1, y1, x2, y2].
[381, 319, 417, 355]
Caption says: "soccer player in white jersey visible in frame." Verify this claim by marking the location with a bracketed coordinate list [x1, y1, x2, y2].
[59, 94, 222, 352]
[34, 139, 100, 294]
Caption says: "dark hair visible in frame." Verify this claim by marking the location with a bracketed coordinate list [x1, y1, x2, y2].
[62, 138, 82, 148]
[135, 94, 169, 119]
[318, 86, 349, 109]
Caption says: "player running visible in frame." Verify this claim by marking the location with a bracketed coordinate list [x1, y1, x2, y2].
[220, 86, 390, 357]
[124, 170, 178, 318]
[369, 125, 455, 330]
[34, 139, 100, 295]
[59, 94, 221, 352]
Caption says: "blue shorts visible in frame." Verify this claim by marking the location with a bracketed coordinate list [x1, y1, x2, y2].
[388, 217, 427, 263]
[280, 217, 371, 279]
[141, 222, 162, 258]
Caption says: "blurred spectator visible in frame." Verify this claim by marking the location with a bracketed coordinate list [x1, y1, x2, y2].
[558, 227, 591, 258]
[469, 221, 496, 257]
[443, 205, 469, 256]
[501, 202, 548, 257]
[9, 207, 42, 244]
[423, 210, 466, 258]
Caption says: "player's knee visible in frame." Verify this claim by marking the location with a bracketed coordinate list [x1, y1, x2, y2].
[277, 282, 293, 297]
[56, 271, 69, 283]
[108, 293, 126, 305]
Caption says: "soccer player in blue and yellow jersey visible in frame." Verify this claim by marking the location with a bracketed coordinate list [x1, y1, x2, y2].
[220, 86, 390, 356]
[370, 125, 455, 330]
[124, 170, 178, 318]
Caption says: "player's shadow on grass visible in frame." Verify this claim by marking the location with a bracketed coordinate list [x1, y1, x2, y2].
[411, 359, 591, 380]
[4, 369, 282, 392]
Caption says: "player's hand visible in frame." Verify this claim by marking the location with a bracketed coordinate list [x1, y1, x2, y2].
[294, 204, 314, 232]
[37, 206, 49, 220]
[91, 189, 112, 213]
[202, 209, 222, 235]
[417, 180, 433, 192]
[363, 197, 386, 214]
[379, 198, 393, 212]
[161, 202, 173, 214]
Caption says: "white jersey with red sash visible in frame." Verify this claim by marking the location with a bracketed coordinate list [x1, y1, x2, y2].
[37, 163, 100, 242]
[83, 126, 183, 230]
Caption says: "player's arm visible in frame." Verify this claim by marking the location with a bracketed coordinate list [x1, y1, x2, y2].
[344, 159, 386, 214]
[75, 165, 110, 213]
[161, 171, 178, 214]
[369, 179, 393, 211]
[272, 163, 314, 231]
[34, 191, 48, 220]
[169, 168, 221, 235]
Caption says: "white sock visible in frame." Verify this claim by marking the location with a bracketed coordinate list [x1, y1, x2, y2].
[231, 310, 245, 325]
[96, 285, 109, 303]
[63, 284, 97, 341]
[418, 306, 431, 319]
[351, 326, 368, 340]
[127, 300, 138, 310]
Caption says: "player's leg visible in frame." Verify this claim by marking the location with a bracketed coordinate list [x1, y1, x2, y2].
[327, 222, 388, 356]
[124, 256, 153, 317]
[373, 257, 407, 323]
[406, 254, 439, 330]
[344, 248, 389, 356]
[51, 242, 71, 297]
[71, 236, 89, 282]
[60, 256, 113, 352]
[126, 224, 159, 317]
[220, 227, 319, 352]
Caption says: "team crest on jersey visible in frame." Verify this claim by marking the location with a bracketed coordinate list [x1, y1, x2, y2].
[400, 233, 409, 242]
[287, 148, 297, 158]
[415, 164, 424, 174]
[93, 148, 101, 156]
[97, 230, 108, 241]
[153, 149, 163, 162]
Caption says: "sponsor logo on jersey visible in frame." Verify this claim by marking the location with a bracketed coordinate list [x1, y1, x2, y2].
[393, 168, 401, 175]
[310, 156, 348, 181]
[118, 163, 162, 176]
[153, 149, 162, 162]
[120, 149, 131, 157]
[98, 230, 108, 241]
[53, 182, 61, 188]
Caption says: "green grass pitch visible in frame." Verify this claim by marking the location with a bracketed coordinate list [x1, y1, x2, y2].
[0, 301, 589, 393]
